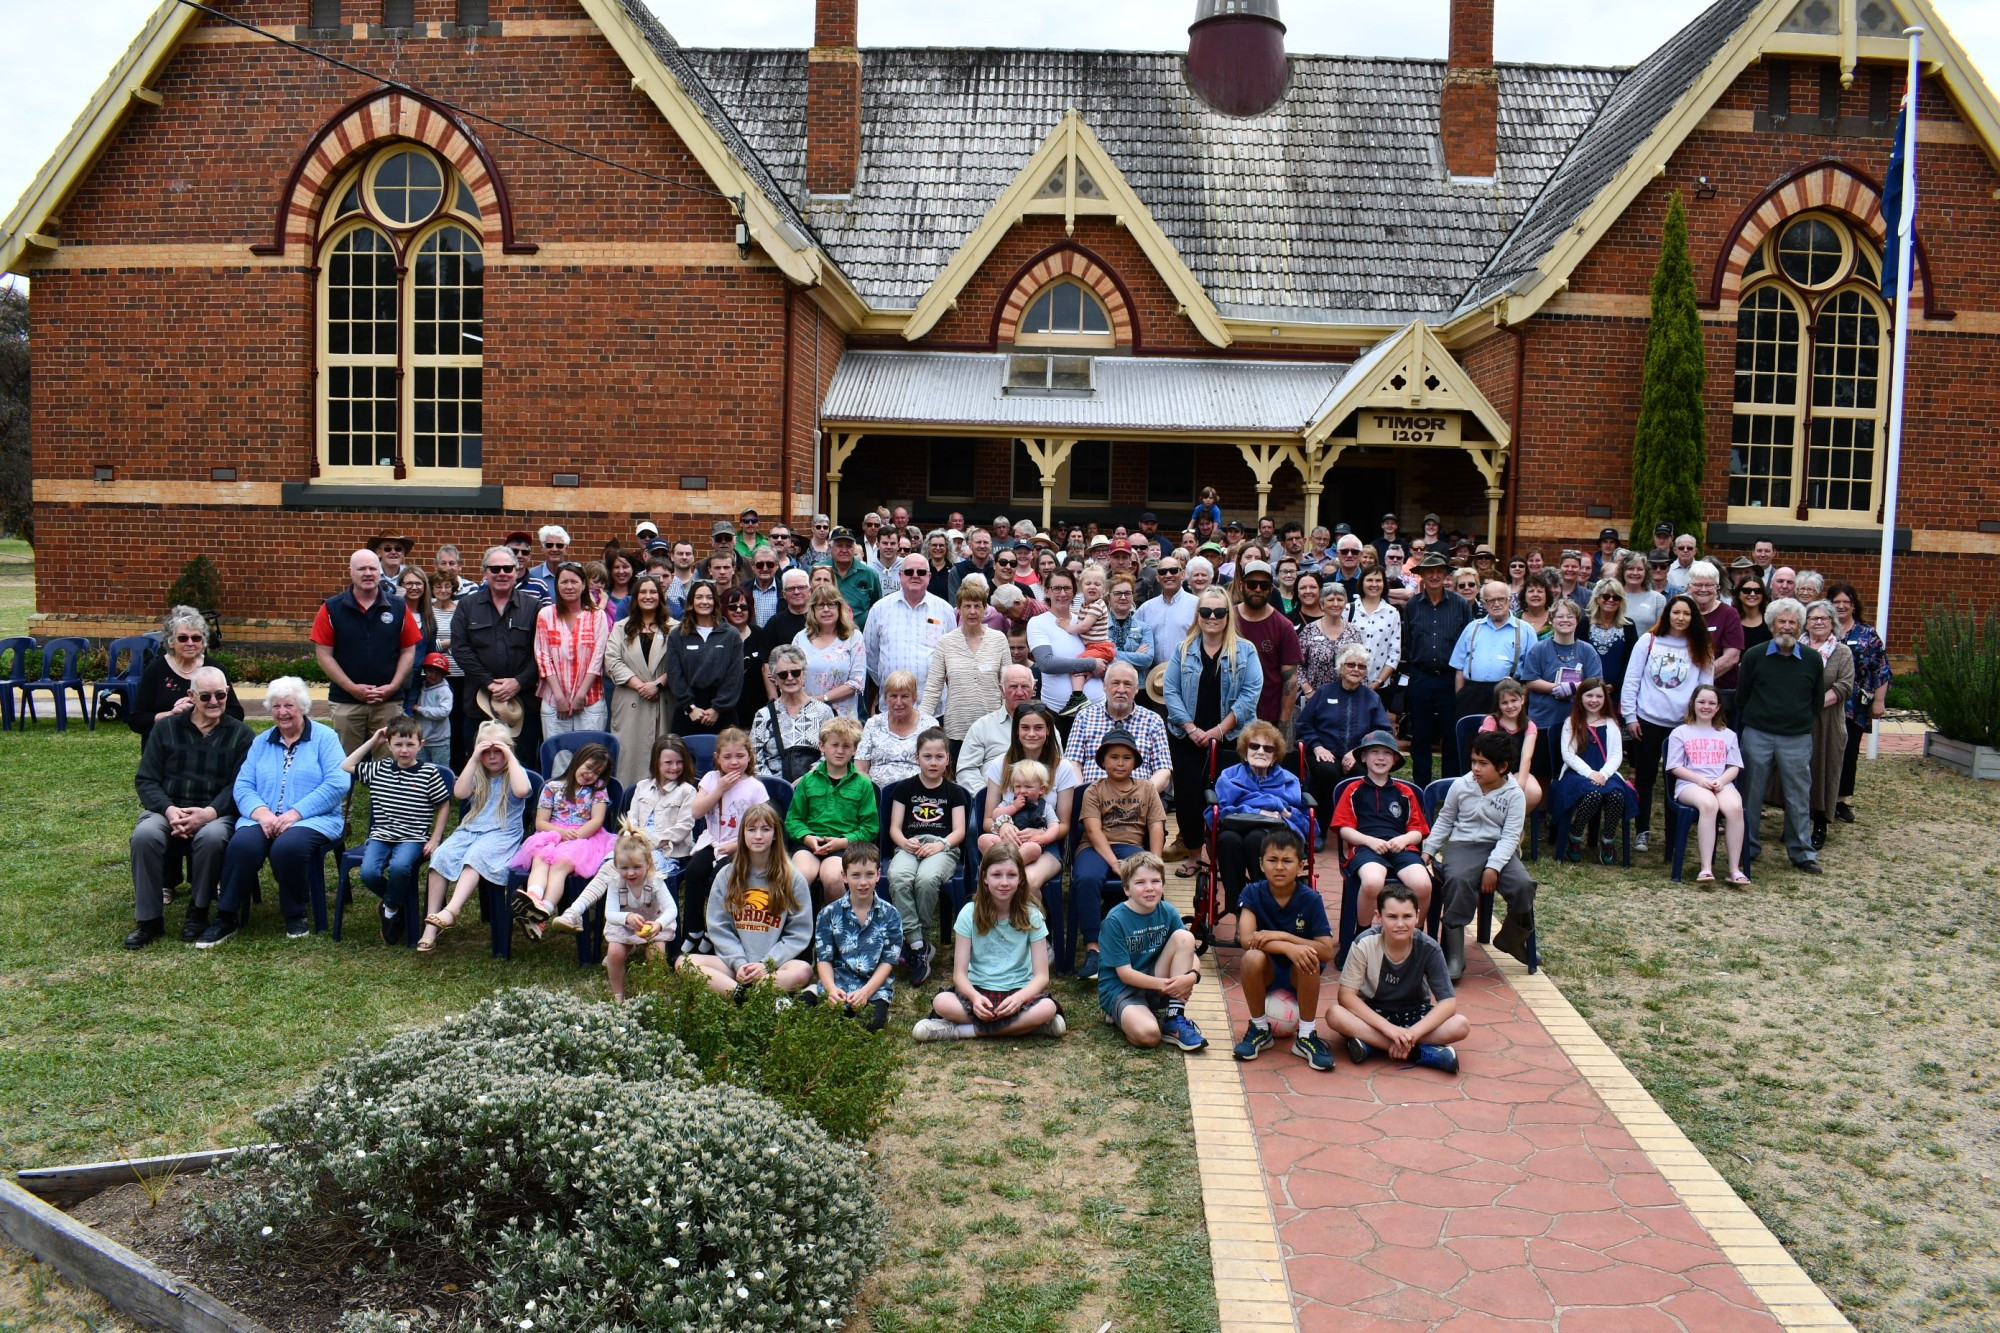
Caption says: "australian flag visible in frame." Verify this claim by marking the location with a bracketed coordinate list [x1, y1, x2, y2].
[1880, 100, 1915, 302]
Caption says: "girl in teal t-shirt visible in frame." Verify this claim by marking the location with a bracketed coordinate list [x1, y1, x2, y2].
[911, 849, 1063, 1041]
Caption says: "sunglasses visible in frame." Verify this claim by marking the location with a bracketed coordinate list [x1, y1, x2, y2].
[774, 668, 804, 680]
[995, 558, 1016, 567]
[1241, 579, 1273, 591]
[193, 691, 230, 703]
[754, 562, 777, 570]
[1245, 742, 1276, 753]
[543, 542, 567, 549]
[485, 564, 516, 573]
[724, 601, 750, 612]
[1198, 607, 1230, 620]
[1158, 567, 1182, 575]
[174, 633, 206, 644]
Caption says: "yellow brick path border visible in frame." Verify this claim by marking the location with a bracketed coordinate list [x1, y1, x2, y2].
[1484, 945, 1855, 1331]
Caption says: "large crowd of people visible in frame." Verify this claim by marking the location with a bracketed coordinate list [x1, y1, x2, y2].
[119, 505, 1892, 1067]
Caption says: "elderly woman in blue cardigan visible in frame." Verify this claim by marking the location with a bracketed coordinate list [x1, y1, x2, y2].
[198, 677, 350, 947]
[1163, 586, 1264, 879]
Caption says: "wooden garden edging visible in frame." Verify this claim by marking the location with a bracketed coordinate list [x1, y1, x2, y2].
[2, 1147, 274, 1333]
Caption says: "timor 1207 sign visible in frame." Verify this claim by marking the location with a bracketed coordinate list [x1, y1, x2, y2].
[1357, 412, 1462, 446]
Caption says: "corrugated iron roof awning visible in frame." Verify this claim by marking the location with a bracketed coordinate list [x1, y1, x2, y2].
[820, 350, 1353, 436]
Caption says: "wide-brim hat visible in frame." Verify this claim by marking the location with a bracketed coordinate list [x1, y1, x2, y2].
[475, 688, 524, 737]
[1354, 729, 1404, 769]
[1145, 663, 1169, 705]
[369, 533, 414, 553]
[1414, 551, 1451, 571]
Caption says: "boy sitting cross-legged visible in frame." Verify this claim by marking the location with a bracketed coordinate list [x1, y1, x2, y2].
[1097, 851, 1206, 1051]
[1231, 828, 1338, 1071]
[1328, 884, 1469, 1074]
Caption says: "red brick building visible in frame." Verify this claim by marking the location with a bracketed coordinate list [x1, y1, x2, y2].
[5, 0, 1998, 646]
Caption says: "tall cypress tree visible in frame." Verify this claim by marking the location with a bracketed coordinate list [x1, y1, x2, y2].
[1629, 191, 1708, 544]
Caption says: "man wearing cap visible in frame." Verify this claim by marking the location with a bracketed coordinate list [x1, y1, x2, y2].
[1373, 513, 1401, 563]
[709, 518, 738, 564]
[1651, 521, 1675, 555]
[1234, 561, 1302, 726]
[1068, 661, 1172, 791]
[951, 527, 995, 597]
[732, 510, 765, 565]
[827, 526, 883, 628]
[500, 531, 534, 584]
[369, 533, 412, 585]
[452, 545, 543, 759]
[1590, 527, 1622, 582]
[866, 554, 954, 699]
[1665, 533, 1700, 594]
[1401, 552, 1474, 783]
[313, 549, 423, 765]
[1137, 511, 1174, 560]
[1420, 513, 1442, 549]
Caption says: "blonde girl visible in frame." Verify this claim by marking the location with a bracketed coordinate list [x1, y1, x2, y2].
[911, 848, 1063, 1041]
[680, 803, 814, 995]
[419, 722, 532, 951]
[554, 820, 677, 998]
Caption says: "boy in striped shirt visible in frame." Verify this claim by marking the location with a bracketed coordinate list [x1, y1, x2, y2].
[342, 717, 451, 943]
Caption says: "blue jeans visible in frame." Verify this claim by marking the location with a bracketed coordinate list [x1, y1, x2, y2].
[359, 838, 425, 910]
[1072, 843, 1144, 947]
[217, 824, 334, 930]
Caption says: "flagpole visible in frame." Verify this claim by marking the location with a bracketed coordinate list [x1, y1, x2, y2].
[1870, 25, 1922, 761]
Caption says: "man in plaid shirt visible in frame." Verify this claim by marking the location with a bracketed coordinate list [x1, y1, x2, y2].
[1068, 662, 1171, 792]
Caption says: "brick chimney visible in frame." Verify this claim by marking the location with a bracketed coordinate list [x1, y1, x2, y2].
[1441, 0, 1499, 179]
[807, 0, 862, 195]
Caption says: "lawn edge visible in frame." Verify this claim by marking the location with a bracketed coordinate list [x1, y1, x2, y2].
[1180, 946, 1298, 1333]
[1483, 943, 1856, 1331]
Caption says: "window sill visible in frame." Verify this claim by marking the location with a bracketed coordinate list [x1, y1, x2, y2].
[1711, 518, 1909, 553]
[281, 482, 503, 512]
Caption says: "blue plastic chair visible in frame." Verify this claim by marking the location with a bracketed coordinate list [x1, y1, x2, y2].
[682, 732, 717, 778]
[17, 636, 90, 731]
[1330, 774, 1448, 969]
[0, 637, 32, 730]
[1455, 712, 1543, 861]
[760, 775, 794, 824]
[1664, 798, 1702, 882]
[90, 636, 157, 731]
[333, 763, 454, 946]
[1420, 776, 1493, 945]
[539, 730, 620, 783]
[1548, 775, 1635, 867]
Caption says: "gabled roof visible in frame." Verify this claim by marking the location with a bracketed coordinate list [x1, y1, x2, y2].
[1304, 320, 1512, 448]
[684, 46, 1618, 322]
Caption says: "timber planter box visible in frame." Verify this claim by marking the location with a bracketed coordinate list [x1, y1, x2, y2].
[1924, 731, 2000, 780]
[0, 1148, 272, 1333]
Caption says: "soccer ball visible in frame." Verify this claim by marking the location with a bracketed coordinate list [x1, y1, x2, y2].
[1263, 989, 1300, 1038]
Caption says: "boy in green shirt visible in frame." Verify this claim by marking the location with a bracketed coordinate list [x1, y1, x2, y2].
[785, 716, 879, 910]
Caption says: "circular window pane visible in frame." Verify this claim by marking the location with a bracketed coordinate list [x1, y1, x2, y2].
[1776, 217, 1845, 289]
[370, 149, 445, 227]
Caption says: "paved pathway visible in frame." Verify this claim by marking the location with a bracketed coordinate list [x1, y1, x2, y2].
[1175, 850, 1853, 1332]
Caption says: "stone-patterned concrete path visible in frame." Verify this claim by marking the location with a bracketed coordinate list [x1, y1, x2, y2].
[1183, 852, 1854, 1333]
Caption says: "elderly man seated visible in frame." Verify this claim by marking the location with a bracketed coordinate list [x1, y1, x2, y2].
[125, 665, 254, 949]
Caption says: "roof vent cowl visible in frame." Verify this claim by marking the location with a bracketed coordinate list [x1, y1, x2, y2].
[1187, 0, 1288, 118]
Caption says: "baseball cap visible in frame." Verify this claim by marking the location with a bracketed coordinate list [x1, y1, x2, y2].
[635, 520, 659, 538]
[1139, 511, 1158, 523]
[1381, 511, 1398, 523]
[830, 525, 856, 542]
[1422, 512, 1441, 526]
[501, 530, 533, 545]
[1654, 521, 1674, 536]
[1240, 560, 1274, 578]
[1598, 526, 1619, 541]
[1109, 538, 1132, 552]
[711, 521, 734, 539]
[422, 652, 451, 672]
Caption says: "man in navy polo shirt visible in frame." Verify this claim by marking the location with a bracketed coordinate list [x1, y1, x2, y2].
[311, 549, 422, 763]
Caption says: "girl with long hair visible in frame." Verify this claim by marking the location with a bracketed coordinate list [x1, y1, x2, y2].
[911, 848, 1063, 1041]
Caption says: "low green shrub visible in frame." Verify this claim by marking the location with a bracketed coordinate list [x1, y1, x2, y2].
[193, 988, 882, 1332]
[1910, 603, 2000, 748]
[642, 964, 905, 1143]
[204, 648, 327, 684]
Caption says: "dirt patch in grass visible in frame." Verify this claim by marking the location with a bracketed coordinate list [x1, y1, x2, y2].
[0, 1241, 137, 1333]
[852, 989, 1217, 1333]
[1538, 756, 2000, 1332]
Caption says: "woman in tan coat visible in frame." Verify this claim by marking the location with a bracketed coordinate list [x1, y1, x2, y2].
[604, 575, 674, 787]
[1803, 599, 1855, 851]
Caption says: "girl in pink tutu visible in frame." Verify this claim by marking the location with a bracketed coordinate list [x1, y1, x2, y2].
[512, 742, 614, 929]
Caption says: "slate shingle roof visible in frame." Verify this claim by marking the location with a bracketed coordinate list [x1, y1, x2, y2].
[662, 0, 1765, 323]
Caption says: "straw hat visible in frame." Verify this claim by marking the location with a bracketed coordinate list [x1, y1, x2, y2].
[475, 687, 525, 737]
[1145, 663, 1170, 706]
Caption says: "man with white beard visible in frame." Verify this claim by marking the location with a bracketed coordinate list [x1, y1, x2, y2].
[1734, 598, 1825, 876]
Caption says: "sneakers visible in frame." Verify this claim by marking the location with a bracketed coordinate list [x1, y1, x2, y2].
[1161, 1012, 1208, 1052]
[1232, 1024, 1274, 1061]
[180, 907, 209, 943]
[546, 913, 582, 934]
[911, 1016, 964, 1042]
[1411, 1043, 1460, 1075]
[1634, 830, 1650, 853]
[284, 919, 311, 940]
[1037, 1014, 1067, 1038]
[1076, 949, 1100, 981]
[1293, 1032, 1336, 1071]
[1343, 1036, 1374, 1065]
[194, 917, 239, 949]
[379, 901, 401, 946]
[902, 940, 933, 988]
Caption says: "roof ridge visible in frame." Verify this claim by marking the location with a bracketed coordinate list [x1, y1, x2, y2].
[682, 44, 1631, 74]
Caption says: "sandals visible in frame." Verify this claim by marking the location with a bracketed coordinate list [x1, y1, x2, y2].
[425, 907, 458, 931]
[1728, 871, 1752, 885]
[416, 936, 436, 953]
[1695, 869, 1715, 883]
[1176, 857, 1206, 878]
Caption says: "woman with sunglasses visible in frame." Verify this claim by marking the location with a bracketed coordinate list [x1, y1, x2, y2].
[1163, 587, 1264, 877]
[132, 605, 245, 744]
[717, 585, 764, 727]
[1734, 578, 1771, 655]
[752, 644, 834, 780]
[1506, 556, 1528, 608]
[1584, 580, 1638, 693]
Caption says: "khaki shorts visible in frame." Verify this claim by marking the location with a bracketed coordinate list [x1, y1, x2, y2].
[329, 699, 401, 759]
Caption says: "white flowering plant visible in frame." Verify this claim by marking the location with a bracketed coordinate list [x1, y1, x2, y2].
[192, 988, 882, 1331]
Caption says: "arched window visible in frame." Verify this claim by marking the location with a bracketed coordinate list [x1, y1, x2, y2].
[317, 144, 484, 482]
[1016, 280, 1114, 347]
[1728, 212, 1887, 523]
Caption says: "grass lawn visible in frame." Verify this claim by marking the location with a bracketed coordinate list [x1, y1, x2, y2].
[1538, 757, 2000, 1333]
[0, 539, 31, 638]
[0, 724, 1215, 1333]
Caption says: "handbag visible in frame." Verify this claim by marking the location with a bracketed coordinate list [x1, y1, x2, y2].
[766, 699, 823, 782]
